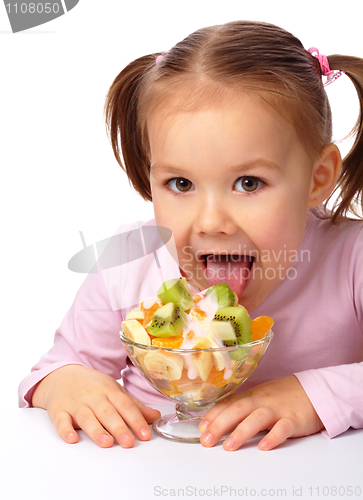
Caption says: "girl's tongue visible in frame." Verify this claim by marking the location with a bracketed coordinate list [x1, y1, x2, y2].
[205, 254, 251, 298]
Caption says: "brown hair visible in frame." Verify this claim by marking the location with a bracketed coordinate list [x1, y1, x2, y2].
[104, 21, 363, 223]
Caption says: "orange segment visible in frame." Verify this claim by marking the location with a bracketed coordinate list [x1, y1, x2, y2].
[190, 307, 207, 321]
[186, 330, 195, 341]
[193, 294, 202, 304]
[141, 300, 163, 328]
[206, 365, 228, 387]
[173, 368, 200, 392]
[151, 336, 184, 349]
[162, 389, 183, 397]
[251, 316, 274, 341]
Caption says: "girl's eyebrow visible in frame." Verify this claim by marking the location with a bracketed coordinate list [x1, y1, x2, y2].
[151, 159, 282, 176]
[150, 163, 190, 177]
[228, 159, 282, 174]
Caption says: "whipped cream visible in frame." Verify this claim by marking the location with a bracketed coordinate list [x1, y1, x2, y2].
[180, 294, 234, 379]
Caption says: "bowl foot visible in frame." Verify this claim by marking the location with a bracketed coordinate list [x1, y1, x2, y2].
[152, 413, 204, 443]
[152, 405, 227, 443]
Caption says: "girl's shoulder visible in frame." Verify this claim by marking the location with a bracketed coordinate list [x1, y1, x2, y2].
[306, 207, 363, 248]
[303, 208, 363, 288]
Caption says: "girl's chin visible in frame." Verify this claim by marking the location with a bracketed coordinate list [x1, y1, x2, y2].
[238, 295, 261, 312]
[239, 282, 277, 311]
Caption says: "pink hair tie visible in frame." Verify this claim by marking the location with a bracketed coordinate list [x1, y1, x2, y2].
[155, 54, 166, 65]
[308, 47, 343, 87]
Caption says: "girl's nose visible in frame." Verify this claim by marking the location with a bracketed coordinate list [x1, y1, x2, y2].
[193, 198, 238, 236]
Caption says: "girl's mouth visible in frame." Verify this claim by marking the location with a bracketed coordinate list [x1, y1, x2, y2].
[200, 254, 254, 269]
[199, 254, 255, 298]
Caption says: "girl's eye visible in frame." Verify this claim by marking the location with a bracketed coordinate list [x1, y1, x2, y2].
[234, 176, 262, 193]
[168, 178, 194, 193]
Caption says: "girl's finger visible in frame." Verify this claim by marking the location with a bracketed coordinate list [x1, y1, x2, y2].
[200, 396, 256, 447]
[90, 398, 140, 448]
[258, 417, 298, 451]
[117, 382, 162, 424]
[49, 409, 79, 444]
[199, 392, 251, 432]
[72, 403, 115, 448]
[222, 407, 277, 451]
[107, 393, 157, 443]
[126, 396, 162, 424]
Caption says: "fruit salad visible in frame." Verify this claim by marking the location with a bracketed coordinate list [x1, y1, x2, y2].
[120, 279, 273, 405]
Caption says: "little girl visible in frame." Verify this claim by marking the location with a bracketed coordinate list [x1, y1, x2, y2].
[19, 21, 363, 451]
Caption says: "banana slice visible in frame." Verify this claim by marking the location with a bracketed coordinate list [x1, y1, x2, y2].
[212, 352, 226, 371]
[144, 351, 183, 381]
[121, 320, 151, 346]
[180, 383, 219, 404]
[204, 332, 226, 371]
[181, 386, 204, 402]
[193, 337, 211, 349]
[125, 307, 144, 321]
[191, 337, 214, 382]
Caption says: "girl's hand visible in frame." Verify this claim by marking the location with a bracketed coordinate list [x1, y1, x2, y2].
[199, 375, 324, 451]
[32, 364, 161, 448]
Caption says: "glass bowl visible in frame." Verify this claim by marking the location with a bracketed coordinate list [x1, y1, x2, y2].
[120, 329, 273, 443]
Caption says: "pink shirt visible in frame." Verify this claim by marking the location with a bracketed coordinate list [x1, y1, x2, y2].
[18, 210, 363, 438]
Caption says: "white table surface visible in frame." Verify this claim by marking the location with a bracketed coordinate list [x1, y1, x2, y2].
[2, 406, 362, 500]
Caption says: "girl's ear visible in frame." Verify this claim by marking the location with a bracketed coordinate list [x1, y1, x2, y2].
[308, 144, 342, 208]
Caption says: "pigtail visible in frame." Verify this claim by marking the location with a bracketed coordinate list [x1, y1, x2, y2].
[326, 55, 363, 222]
[104, 55, 157, 201]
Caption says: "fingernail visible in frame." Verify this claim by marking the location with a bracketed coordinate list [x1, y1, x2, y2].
[202, 432, 213, 444]
[66, 432, 76, 442]
[199, 420, 210, 431]
[99, 433, 109, 444]
[224, 437, 235, 450]
[139, 427, 150, 439]
[259, 440, 269, 450]
[120, 434, 132, 445]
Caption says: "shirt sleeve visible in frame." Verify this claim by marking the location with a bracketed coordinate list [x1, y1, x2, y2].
[18, 268, 125, 408]
[294, 363, 363, 438]
[295, 225, 363, 438]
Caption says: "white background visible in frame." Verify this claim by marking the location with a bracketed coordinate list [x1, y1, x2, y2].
[1, 0, 362, 409]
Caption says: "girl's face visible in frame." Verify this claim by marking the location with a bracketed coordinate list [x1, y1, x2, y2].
[148, 91, 316, 311]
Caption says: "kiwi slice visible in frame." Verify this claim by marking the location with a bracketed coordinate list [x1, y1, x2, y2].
[205, 283, 238, 307]
[210, 306, 252, 347]
[156, 277, 194, 311]
[148, 302, 186, 338]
